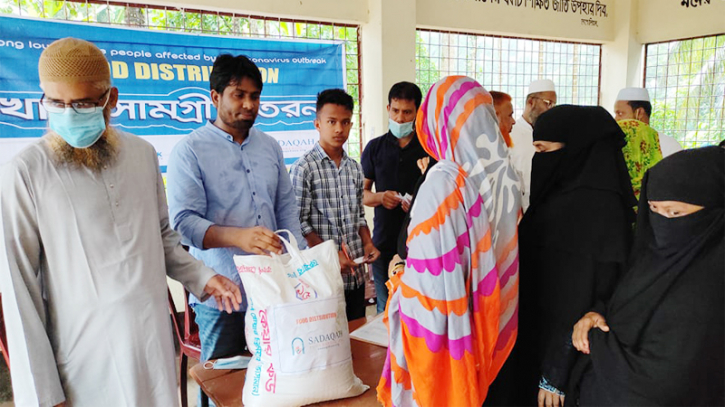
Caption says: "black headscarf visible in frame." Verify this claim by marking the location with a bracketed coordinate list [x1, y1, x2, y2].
[521, 105, 636, 261]
[511, 106, 637, 401]
[572, 146, 725, 405]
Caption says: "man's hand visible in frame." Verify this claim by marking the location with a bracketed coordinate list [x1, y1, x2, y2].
[363, 243, 381, 264]
[380, 190, 402, 210]
[401, 199, 411, 212]
[338, 250, 357, 275]
[203, 275, 243, 314]
[235, 226, 282, 255]
[538, 388, 565, 407]
[572, 311, 609, 354]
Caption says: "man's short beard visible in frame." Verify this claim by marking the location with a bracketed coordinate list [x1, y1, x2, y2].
[233, 119, 255, 131]
[529, 109, 542, 127]
[46, 127, 119, 172]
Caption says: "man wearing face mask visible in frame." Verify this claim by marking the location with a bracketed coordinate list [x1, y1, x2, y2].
[361, 81, 433, 313]
[0, 37, 242, 407]
[509, 79, 557, 212]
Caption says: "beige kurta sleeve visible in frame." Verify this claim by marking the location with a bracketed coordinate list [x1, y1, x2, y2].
[152, 150, 215, 300]
[0, 159, 66, 407]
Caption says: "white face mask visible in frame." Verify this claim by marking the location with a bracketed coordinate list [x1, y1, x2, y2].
[389, 118, 414, 139]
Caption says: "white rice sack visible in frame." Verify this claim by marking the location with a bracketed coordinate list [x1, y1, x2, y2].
[235, 230, 368, 407]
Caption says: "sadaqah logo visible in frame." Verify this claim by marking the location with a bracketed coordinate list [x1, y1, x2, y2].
[291, 337, 305, 355]
[308, 330, 343, 346]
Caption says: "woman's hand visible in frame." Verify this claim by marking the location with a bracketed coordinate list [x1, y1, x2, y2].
[538, 388, 565, 407]
[388, 254, 405, 278]
[572, 311, 609, 354]
[417, 157, 430, 174]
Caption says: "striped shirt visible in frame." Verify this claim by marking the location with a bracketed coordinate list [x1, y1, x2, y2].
[290, 143, 367, 290]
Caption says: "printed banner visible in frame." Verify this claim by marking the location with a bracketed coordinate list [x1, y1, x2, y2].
[0, 16, 345, 167]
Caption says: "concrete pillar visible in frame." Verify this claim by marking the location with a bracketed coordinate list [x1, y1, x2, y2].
[600, 0, 644, 112]
[360, 0, 417, 145]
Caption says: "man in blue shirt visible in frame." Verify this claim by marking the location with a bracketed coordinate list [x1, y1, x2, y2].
[167, 54, 305, 366]
[361, 82, 432, 313]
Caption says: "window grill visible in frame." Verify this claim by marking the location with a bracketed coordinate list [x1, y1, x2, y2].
[416, 29, 601, 118]
[644, 34, 725, 148]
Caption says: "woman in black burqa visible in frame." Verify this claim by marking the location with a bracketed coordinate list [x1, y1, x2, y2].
[568, 146, 724, 406]
[505, 105, 637, 406]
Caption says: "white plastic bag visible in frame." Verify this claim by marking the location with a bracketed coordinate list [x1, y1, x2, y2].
[235, 230, 368, 407]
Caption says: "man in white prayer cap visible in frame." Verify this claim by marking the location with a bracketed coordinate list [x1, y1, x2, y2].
[509, 79, 557, 211]
[0, 37, 242, 407]
[614, 87, 683, 157]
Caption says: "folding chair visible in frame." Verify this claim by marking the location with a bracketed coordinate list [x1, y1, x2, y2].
[0, 294, 9, 369]
[167, 287, 203, 407]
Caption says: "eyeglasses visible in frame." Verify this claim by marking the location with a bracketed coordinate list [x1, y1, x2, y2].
[533, 97, 556, 109]
[40, 89, 110, 114]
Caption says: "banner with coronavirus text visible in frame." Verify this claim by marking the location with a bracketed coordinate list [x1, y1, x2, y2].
[0, 15, 344, 168]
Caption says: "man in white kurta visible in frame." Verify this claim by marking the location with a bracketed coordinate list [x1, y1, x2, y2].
[657, 133, 683, 157]
[0, 37, 241, 407]
[509, 79, 557, 211]
[614, 87, 683, 158]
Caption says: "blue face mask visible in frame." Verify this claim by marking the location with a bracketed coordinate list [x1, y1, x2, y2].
[48, 103, 108, 149]
[389, 118, 414, 139]
[203, 355, 252, 370]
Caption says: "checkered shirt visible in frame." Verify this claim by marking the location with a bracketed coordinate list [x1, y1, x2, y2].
[290, 143, 368, 290]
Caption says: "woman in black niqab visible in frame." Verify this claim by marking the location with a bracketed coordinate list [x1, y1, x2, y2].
[508, 105, 637, 405]
[568, 146, 725, 406]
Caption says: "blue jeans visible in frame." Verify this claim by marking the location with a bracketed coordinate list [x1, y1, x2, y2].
[193, 303, 246, 406]
[372, 251, 395, 314]
[193, 303, 247, 361]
